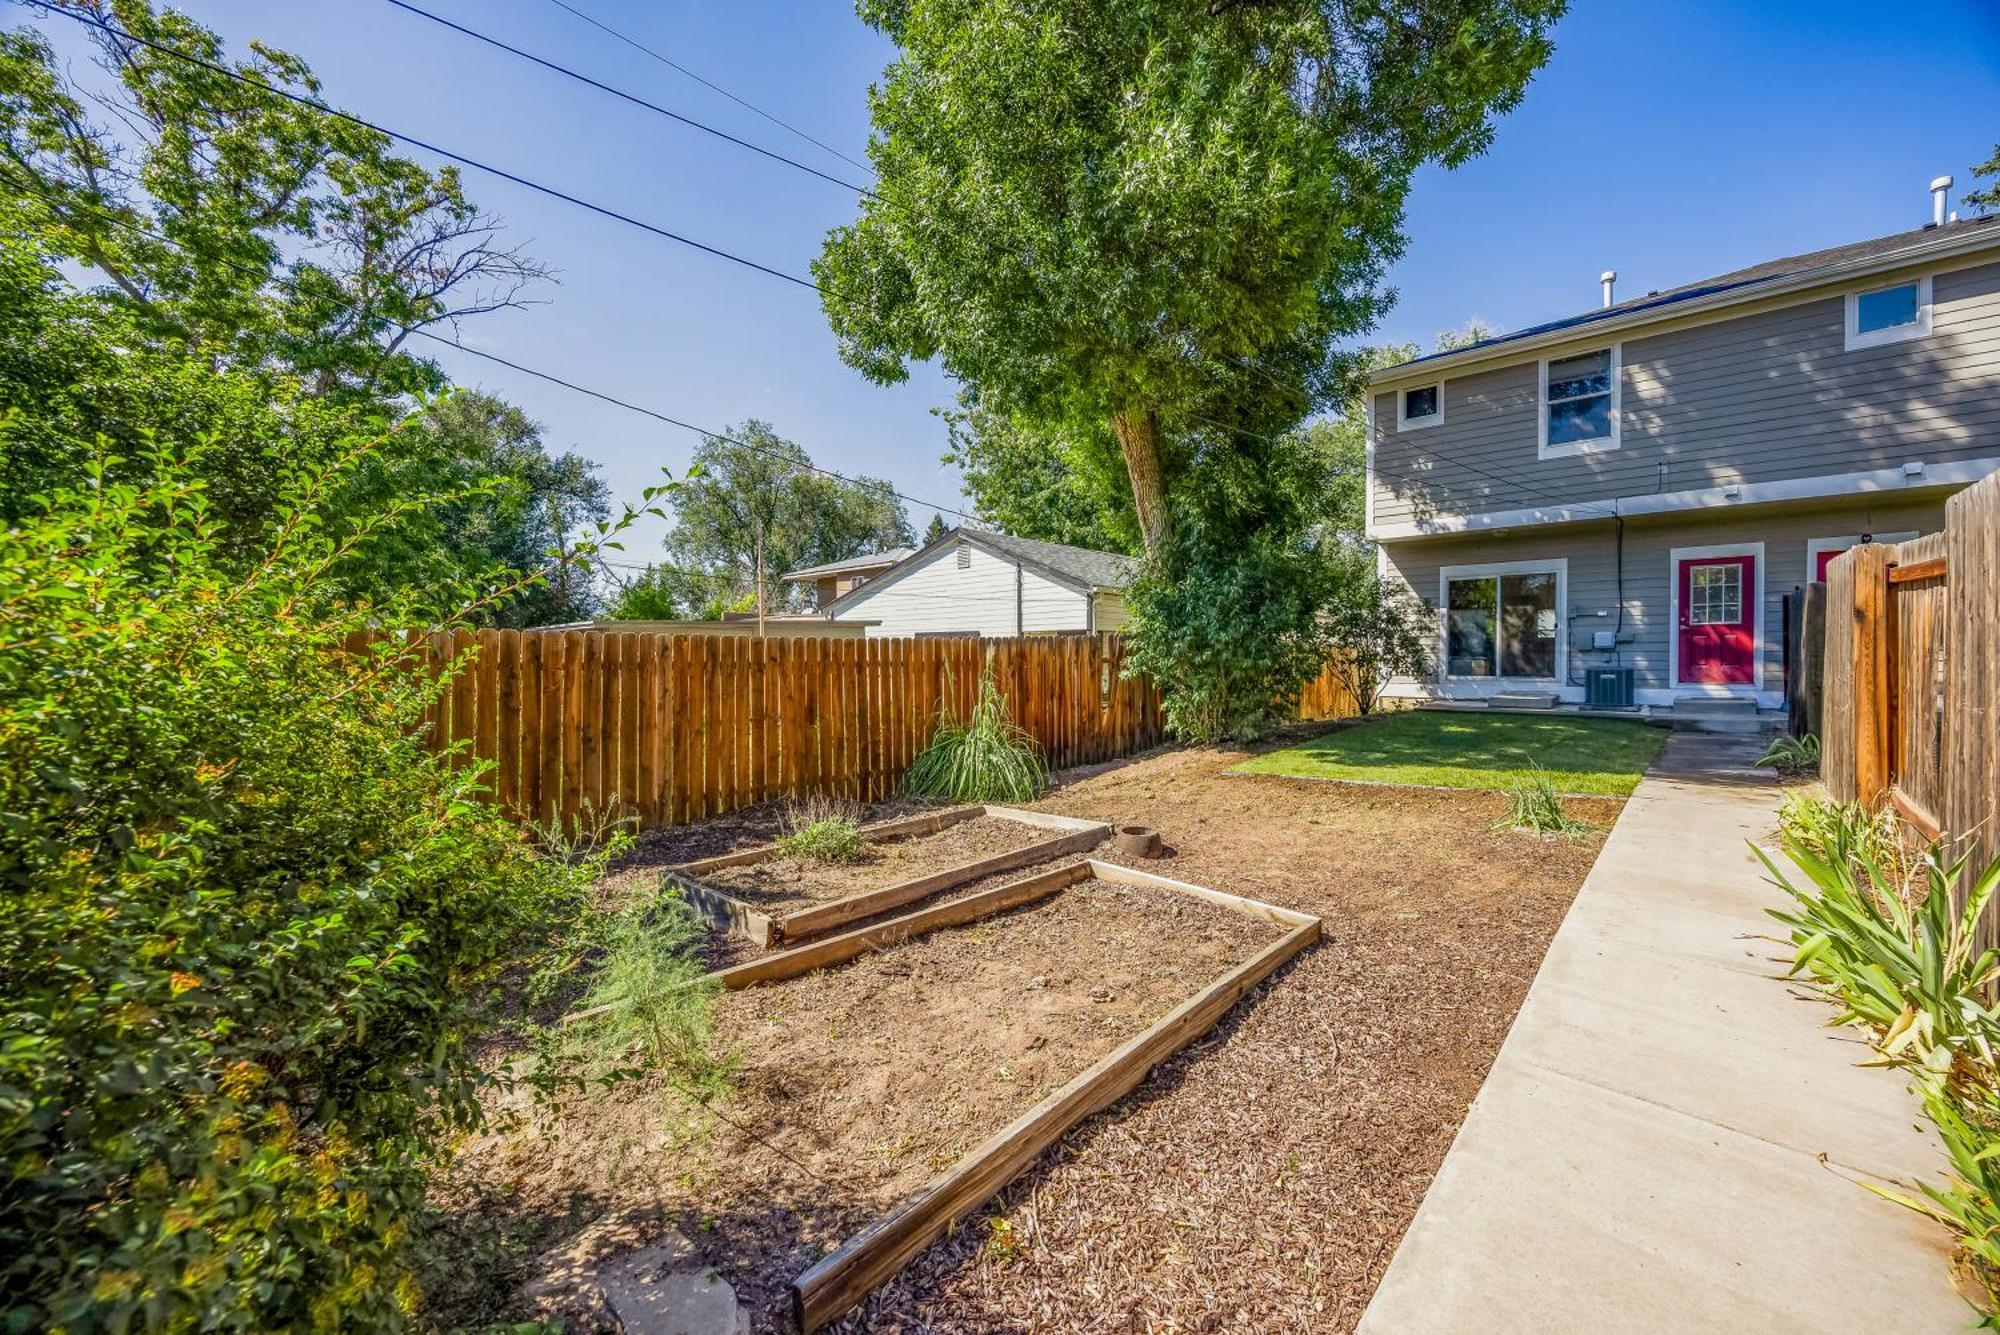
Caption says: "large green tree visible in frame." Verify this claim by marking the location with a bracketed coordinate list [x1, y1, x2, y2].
[817, 0, 1562, 560]
[940, 391, 1139, 555]
[662, 421, 913, 613]
[1, 2, 545, 400]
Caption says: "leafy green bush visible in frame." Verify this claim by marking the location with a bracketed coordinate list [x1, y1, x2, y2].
[774, 798, 867, 864]
[1497, 767, 1591, 838]
[1763, 801, 2000, 1320]
[1757, 732, 1821, 775]
[0, 442, 612, 1331]
[904, 668, 1045, 803]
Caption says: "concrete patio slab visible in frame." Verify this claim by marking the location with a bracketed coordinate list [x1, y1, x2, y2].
[1357, 733, 1968, 1333]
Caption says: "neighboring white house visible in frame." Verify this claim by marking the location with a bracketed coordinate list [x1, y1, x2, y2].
[819, 527, 1139, 638]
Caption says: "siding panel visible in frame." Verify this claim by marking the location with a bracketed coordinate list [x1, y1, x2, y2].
[1380, 496, 1950, 700]
[1371, 258, 2000, 531]
[835, 541, 1092, 637]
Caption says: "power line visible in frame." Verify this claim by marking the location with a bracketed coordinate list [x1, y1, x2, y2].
[21, 0, 822, 292]
[9, 179, 976, 526]
[408, 330, 980, 522]
[542, 0, 875, 178]
[380, 0, 875, 199]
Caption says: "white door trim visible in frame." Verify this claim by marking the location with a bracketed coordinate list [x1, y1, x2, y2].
[1437, 558, 1568, 697]
[1667, 542, 1764, 696]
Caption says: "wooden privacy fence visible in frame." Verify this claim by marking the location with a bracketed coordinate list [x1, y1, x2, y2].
[384, 629, 1169, 832]
[1823, 469, 2000, 912]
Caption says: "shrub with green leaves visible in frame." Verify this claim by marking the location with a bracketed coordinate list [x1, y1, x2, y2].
[1764, 800, 2000, 1320]
[904, 668, 1045, 803]
[774, 798, 867, 865]
[0, 442, 617, 1331]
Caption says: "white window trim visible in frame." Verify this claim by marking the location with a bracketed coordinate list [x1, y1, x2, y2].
[1844, 275, 1933, 351]
[1436, 558, 1568, 691]
[1805, 532, 1920, 579]
[1537, 344, 1621, 459]
[1396, 381, 1445, 431]
[1666, 542, 1764, 697]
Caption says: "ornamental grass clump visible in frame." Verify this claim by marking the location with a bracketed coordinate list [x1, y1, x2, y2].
[903, 668, 1045, 803]
[1497, 766, 1591, 838]
[1763, 797, 2000, 1320]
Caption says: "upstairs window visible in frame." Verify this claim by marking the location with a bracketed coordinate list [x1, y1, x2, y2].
[1397, 382, 1443, 431]
[1539, 345, 1620, 458]
[1845, 276, 1932, 350]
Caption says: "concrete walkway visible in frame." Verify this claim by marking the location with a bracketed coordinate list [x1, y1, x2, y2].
[1357, 733, 1967, 1333]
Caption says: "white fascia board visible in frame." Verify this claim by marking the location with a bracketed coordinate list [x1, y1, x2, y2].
[1366, 456, 2000, 542]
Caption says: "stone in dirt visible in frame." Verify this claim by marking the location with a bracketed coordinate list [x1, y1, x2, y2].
[523, 1215, 751, 1335]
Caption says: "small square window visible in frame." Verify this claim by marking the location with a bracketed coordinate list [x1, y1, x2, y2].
[1397, 382, 1443, 430]
[1845, 276, 1932, 350]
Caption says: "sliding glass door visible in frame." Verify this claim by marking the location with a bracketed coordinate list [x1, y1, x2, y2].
[1443, 567, 1560, 680]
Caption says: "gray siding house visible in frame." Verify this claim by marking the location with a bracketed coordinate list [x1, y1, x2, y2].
[1368, 191, 2000, 712]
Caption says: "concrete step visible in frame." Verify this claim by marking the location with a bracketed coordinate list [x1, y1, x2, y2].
[1489, 691, 1560, 710]
[1669, 697, 1758, 718]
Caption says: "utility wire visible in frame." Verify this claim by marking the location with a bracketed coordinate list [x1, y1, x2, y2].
[380, 0, 875, 199]
[408, 330, 980, 522]
[542, 0, 875, 178]
[10, 179, 975, 525]
[22, 0, 823, 292]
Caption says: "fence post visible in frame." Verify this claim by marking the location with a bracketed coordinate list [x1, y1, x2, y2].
[1847, 542, 1896, 808]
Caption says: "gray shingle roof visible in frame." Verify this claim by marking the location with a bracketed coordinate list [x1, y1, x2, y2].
[1393, 213, 2000, 372]
[962, 529, 1141, 590]
[781, 548, 914, 581]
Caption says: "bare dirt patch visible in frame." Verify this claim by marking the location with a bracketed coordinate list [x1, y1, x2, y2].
[698, 813, 1052, 912]
[830, 735, 1617, 1332]
[434, 872, 1281, 1332]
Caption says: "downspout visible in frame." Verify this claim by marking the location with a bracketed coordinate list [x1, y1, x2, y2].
[1015, 561, 1023, 637]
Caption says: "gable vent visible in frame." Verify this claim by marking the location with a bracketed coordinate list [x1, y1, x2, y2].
[956, 539, 971, 569]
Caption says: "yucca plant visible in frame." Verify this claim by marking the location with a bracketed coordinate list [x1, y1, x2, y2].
[1765, 805, 2000, 1321]
[903, 666, 1046, 803]
[1497, 766, 1590, 838]
[1757, 732, 1821, 775]
[1763, 818, 2000, 1075]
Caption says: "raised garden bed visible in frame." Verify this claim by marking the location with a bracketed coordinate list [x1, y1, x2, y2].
[516, 858, 1317, 1332]
[668, 804, 1111, 947]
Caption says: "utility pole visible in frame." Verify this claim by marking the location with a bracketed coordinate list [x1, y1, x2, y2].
[754, 517, 767, 637]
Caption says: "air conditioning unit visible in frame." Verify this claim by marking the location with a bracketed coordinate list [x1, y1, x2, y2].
[1585, 667, 1635, 709]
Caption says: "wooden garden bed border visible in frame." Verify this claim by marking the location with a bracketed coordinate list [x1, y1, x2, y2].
[665, 804, 1111, 947]
[782, 858, 1322, 1331]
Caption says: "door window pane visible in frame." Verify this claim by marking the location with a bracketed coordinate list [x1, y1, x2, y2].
[1447, 577, 1496, 677]
[1689, 564, 1741, 626]
[1500, 572, 1558, 677]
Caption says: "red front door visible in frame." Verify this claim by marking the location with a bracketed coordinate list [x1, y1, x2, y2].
[1678, 554, 1756, 685]
[1814, 547, 1845, 581]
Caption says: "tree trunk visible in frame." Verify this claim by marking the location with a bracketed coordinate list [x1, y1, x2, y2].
[1111, 406, 1170, 559]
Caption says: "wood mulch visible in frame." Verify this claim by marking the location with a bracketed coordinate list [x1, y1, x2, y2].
[431, 728, 1616, 1333]
[828, 736, 1616, 1332]
[431, 864, 1281, 1332]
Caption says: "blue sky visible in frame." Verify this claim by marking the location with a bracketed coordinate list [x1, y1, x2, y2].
[23, 0, 2000, 556]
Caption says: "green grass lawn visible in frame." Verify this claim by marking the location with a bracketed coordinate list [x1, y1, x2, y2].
[1233, 710, 1668, 797]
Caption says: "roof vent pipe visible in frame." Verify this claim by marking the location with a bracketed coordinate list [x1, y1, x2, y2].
[1932, 175, 1953, 227]
[1600, 270, 1617, 308]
